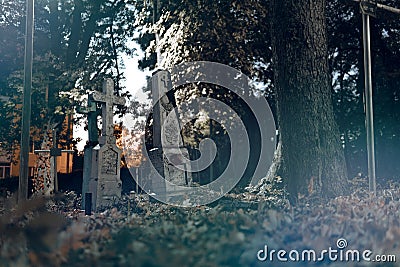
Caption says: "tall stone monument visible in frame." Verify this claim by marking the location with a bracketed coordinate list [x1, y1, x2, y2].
[148, 70, 192, 201]
[79, 95, 99, 209]
[81, 78, 125, 211]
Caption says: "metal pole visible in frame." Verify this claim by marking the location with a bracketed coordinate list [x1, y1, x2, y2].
[362, 13, 376, 194]
[66, 112, 72, 173]
[136, 167, 139, 193]
[351, 0, 400, 16]
[209, 119, 213, 184]
[52, 128, 58, 193]
[376, 3, 400, 15]
[18, 0, 34, 202]
[84, 192, 92, 215]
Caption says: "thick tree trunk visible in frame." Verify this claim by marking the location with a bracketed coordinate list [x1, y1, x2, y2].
[270, 0, 348, 202]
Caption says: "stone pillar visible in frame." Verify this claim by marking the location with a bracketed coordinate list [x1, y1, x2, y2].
[149, 70, 192, 201]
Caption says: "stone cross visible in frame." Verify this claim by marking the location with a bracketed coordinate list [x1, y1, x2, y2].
[34, 127, 73, 195]
[81, 78, 126, 211]
[92, 79, 125, 145]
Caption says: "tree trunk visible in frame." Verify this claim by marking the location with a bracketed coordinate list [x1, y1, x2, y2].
[270, 0, 348, 202]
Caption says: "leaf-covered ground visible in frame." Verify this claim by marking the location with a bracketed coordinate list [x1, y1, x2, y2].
[1, 178, 400, 267]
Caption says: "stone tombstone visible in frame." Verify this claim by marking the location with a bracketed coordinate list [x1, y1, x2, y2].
[96, 143, 122, 207]
[81, 145, 99, 210]
[34, 124, 73, 196]
[81, 78, 125, 211]
[79, 94, 100, 209]
[149, 70, 192, 201]
[33, 125, 52, 195]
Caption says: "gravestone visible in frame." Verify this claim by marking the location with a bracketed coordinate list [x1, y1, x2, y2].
[34, 124, 73, 196]
[79, 94, 100, 209]
[81, 78, 125, 211]
[148, 70, 192, 201]
[33, 124, 52, 195]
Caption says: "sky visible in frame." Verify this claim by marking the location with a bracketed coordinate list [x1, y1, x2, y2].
[73, 42, 151, 151]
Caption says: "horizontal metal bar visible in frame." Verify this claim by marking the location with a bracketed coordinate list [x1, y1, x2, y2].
[350, 0, 400, 15]
[377, 2, 400, 15]
[34, 150, 74, 154]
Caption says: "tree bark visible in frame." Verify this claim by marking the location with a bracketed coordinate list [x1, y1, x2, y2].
[270, 0, 349, 202]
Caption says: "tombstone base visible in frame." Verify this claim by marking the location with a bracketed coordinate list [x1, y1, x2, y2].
[94, 143, 122, 211]
[81, 146, 99, 209]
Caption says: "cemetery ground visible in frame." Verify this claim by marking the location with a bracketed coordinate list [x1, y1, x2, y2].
[1, 177, 400, 267]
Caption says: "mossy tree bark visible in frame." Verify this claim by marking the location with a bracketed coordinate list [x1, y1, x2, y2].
[270, 0, 349, 202]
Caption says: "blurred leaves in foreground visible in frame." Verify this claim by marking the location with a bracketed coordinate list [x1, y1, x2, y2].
[0, 179, 400, 266]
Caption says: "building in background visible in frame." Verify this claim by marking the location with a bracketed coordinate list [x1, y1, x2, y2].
[0, 115, 74, 180]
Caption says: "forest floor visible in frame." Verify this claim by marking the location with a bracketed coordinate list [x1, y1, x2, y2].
[0, 177, 400, 267]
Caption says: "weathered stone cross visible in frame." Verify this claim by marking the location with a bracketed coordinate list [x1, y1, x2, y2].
[92, 79, 126, 144]
[34, 127, 74, 195]
[81, 78, 126, 211]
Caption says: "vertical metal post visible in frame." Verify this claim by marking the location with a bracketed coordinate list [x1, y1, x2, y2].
[84, 193, 92, 215]
[52, 128, 58, 192]
[209, 119, 213, 184]
[362, 13, 376, 194]
[66, 112, 72, 173]
[136, 167, 139, 193]
[18, 0, 34, 202]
